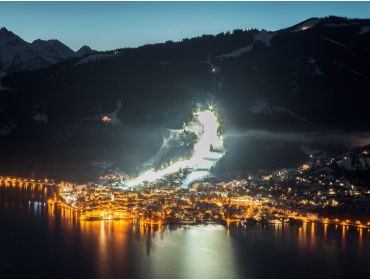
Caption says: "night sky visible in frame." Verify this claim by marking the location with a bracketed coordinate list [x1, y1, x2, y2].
[0, 1, 369, 51]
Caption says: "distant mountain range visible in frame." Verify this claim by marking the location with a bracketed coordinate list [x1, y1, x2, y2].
[0, 27, 96, 74]
[0, 16, 369, 182]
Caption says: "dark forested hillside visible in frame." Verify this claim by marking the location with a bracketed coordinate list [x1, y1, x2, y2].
[1, 16, 370, 181]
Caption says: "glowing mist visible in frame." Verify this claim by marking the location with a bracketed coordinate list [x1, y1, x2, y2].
[125, 109, 225, 188]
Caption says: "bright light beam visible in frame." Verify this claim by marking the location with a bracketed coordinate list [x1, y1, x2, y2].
[125, 108, 225, 188]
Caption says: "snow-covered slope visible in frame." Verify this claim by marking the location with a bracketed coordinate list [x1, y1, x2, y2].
[358, 25, 370, 35]
[291, 18, 320, 32]
[74, 53, 113, 66]
[217, 31, 275, 59]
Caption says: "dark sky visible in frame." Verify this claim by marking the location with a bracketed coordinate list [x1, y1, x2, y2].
[0, 1, 369, 51]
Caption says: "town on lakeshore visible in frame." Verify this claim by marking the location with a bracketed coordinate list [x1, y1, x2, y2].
[1, 145, 369, 230]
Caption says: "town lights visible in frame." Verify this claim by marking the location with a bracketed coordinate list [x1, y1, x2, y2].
[101, 115, 112, 123]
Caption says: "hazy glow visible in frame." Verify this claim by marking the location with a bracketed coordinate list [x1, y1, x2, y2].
[126, 109, 225, 187]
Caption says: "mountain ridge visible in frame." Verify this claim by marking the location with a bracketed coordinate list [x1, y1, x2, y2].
[0, 27, 96, 74]
[0, 16, 369, 182]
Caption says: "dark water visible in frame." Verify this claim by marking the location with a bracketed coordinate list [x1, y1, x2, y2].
[0, 186, 369, 278]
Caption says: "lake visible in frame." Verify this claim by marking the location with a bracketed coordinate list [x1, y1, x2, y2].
[0, 185, 369, 278]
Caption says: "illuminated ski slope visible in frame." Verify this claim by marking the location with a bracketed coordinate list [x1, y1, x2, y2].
[125, 108, 225, 187]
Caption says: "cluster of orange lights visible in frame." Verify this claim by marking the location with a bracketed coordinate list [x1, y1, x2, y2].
[101, 115, 112, 123]
[1, 175, 370, 230]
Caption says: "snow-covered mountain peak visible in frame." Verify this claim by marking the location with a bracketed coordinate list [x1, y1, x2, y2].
[0, 27, 95, 74]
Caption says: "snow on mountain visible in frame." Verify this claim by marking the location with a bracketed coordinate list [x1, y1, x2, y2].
[321, 36, 348, 48]
[249, 98, 312, 124]
[249, 98, 274, 114]
[254, 31, 275, 46]
[217, 31, 275, 59]
[332, 60, 368, 79]
[217, 45, 253, 59]
[358, 25, 370, 35]
[292, 18, 320, 32]
[74, 53, 113, 66]
[32, 112, 48, 125]
[344, 67, 368, 79]
[307, 57, 324, 76]
[0, 124, 15, 136]
[0, 27, 95, 73]
[312, 64, 324, 76]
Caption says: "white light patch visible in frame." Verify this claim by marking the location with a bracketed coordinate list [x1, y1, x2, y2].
[125, 109, 225, 187]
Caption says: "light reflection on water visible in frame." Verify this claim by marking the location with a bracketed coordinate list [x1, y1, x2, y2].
[0, 186, 370, 278]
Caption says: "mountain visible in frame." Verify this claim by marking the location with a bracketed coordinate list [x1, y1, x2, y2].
[0, 27, 95, 74]
[31, 39, 75, 62]
[0, 16, 370, 182]
[75, 45, 96, 57]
